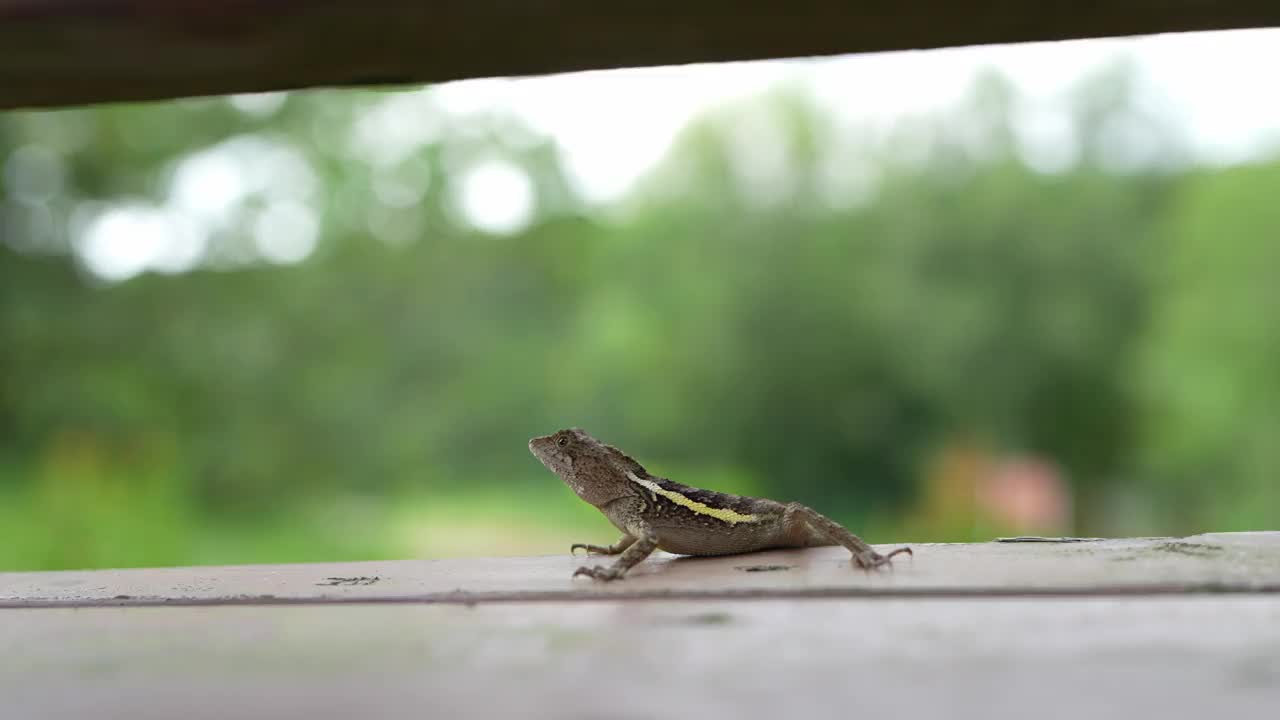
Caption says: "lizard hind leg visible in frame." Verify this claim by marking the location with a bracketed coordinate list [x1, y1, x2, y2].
[783, 502, 912, 570]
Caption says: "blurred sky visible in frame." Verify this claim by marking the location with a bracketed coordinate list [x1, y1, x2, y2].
[427, 29, 1280, 203]
[32, 27, 1280, 282]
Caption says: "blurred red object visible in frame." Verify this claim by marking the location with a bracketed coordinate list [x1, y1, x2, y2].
[977, 457, 1072, 534]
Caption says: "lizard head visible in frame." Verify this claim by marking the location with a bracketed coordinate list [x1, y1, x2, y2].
[529, 428, 639, 506]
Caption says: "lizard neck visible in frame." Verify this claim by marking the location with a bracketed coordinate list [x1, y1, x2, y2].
[564, 454, 639, 508]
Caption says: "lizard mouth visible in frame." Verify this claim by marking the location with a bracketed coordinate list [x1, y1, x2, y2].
[528, 436, 552, 463]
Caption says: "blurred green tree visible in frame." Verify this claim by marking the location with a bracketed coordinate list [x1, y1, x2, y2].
[1, 59, 1276, 570]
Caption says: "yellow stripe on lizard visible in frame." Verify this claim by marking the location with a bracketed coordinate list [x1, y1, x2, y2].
[626, 472, 761, 525]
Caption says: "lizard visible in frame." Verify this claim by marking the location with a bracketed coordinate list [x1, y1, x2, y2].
[528, 427, 912, 581]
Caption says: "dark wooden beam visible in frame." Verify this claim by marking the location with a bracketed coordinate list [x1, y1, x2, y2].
[2, 1, 1278, 110]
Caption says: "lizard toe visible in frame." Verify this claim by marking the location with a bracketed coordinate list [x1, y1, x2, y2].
[884, 546, 913, 561]
[854, 547, 912, 570]
[573, 565, 623, 581]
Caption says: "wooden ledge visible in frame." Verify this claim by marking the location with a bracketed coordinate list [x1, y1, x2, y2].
[4, 533, 1280, 719]
[3, 1, 1280, 110]
[3, 532, 1278, 608]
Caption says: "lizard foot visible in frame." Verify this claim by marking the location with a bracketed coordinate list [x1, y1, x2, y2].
[854, 546, 913, 570]
[573, 565, 625, 581]
[570, 543, 614, 555]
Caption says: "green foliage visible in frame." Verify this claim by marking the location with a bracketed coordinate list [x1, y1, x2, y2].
[1, 62, 1276, 570]
[1136, 162, 1280, 531]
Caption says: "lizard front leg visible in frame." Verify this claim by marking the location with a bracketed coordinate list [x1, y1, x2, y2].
[784, 502, 912, 569]
[573, 530, 658, 581]
[570, 534, 636, 556]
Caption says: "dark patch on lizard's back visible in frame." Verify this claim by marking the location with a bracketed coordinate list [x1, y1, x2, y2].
[642, 475, 781, 519]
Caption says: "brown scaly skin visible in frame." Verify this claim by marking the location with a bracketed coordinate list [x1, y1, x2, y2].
[529, 427, 912, 581]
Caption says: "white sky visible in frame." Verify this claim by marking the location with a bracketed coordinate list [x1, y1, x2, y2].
[26, 27, 1280, 281]
[427, 28, 1280, 206]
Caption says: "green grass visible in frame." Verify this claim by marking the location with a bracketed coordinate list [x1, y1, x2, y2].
[0, 480, 622, 571]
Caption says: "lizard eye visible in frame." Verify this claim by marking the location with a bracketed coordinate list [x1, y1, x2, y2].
[557, 436, 569, 447]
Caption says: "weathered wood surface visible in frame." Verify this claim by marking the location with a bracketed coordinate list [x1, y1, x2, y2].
[3, 532, 1278, 607]
[3, 533, 1279, 719]
[4, 598, 1280, 719]
[2, 1, 1280, 110]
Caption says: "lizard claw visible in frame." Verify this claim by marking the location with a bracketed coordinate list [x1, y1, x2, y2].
[573, 565, 624, 582]
[854, 546, 912, 570]
[570, 543, 587, 555]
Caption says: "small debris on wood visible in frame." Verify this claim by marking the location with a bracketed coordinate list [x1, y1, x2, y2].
[996, 536, 1105, 543]
[734, 564, 794, 573]
[1154, 541, 1225, 557]
[681, 611, 734, 625]
[316, 576, 382, 586]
